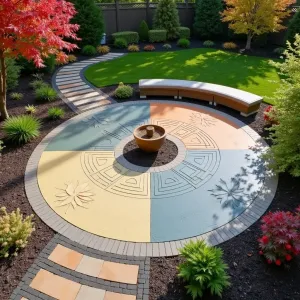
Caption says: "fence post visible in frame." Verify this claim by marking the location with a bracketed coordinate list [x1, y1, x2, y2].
[146, 0, 150, 25]
[115, 0, 120, 32]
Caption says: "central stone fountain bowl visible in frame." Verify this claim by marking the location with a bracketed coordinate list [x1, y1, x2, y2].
[133, 124, 166, 152]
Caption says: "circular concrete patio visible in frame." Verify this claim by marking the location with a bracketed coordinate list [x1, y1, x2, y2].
[25, 101, 278, 257]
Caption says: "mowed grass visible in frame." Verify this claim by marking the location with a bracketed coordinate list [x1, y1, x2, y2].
[85, 48, 280, 104]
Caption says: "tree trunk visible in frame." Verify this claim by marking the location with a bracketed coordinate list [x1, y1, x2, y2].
[245, 33, 253, 50]
[0, 54, 9, 121]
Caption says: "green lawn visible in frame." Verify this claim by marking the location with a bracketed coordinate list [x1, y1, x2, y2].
[84, 49, 280, 104]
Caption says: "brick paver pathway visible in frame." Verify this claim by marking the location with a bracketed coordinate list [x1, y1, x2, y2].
[53, 53, 125, 113]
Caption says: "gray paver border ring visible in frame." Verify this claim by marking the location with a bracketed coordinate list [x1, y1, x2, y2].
[25, 100, 278, 257]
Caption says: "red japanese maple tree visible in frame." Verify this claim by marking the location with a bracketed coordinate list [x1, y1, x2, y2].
[0, 0, 80, 120]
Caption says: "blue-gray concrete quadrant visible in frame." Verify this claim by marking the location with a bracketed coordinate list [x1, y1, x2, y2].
[150, 149, 266, 242]
[46, 103, 151, 151]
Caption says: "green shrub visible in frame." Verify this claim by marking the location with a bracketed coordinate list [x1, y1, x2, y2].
[178, 27, 190, 39]
[114, 38, 128, 49]
[10, 92, 23, 101]
[25, 105, 37, 115]
[0, 140, 5, 154]
[163, 43, 172, 50]
[69, 0, 104, 48]
[194, 0, 223, 39]
[0, 207, 35, 258]
[149, 30, 167, 43]
[2, 58, 22, 90]
[44, 55, 56, 74]
[35, 85, 57, 102]
[153, 0, 180, 39]
[114, 82, 133, 99]
[138, 20, 149, 42]
[203, 40, 215, 47]
[29, 80, 47, 90]
[128, 45, 140, 52]
[48, 107, 65, 119]
[287, 10, 300, 43]
[82, 45, 97, 56]
[112, 31, 139, 44]
[177, 38, 190, 48]
[266, 34, 300, 176]
[178, 240, 230, 299]
[273, 47, 285, 55]
[2, 115, 41, 144]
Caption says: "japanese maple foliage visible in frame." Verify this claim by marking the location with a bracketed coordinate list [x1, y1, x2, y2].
[258, 207, 300, 265]
[0, 0, 80, 120]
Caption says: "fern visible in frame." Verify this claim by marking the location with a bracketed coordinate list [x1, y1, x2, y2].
[178, 240, 230, 299]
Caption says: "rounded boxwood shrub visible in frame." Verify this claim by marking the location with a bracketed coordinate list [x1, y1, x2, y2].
[148, 30, 167, 43]
[48, 107, 65, 119]
[82, 45, 97, 56]
[114, 82, 133, 99]
[138, 20, 149, 42]
[35, 85, 58, 102]
[177, 38, 190, 48]
[178, 27, 190, 39]
[2, 115, 41, 144]
[287, 10, 300, 43]
[112, 31, 139, 44]
[114, 38, 128, 49]
[178, 240, 230, 299]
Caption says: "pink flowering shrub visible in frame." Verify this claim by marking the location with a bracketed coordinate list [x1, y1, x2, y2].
[258, 207, 300, 266]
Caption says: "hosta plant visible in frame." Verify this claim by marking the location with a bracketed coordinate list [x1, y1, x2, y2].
[0, 207, 35, 258]
[203, 40, 215, 47]
[2, 115, 41, 144]
[25, 105, 37, 115]
[10, 92, 23, 101]
[163, 43, 172, 50]
[178, 240, 230, 299]
[114, 82, 133, 99]
[258, 207, 300, 265]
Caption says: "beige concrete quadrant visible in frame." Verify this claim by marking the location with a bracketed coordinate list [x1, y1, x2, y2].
[38, 151, 151, 242]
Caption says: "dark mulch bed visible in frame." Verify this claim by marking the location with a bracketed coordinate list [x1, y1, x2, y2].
[105, 85, 300, 300]
[123, 139, 178, 168]
[0, 74, 75, 300]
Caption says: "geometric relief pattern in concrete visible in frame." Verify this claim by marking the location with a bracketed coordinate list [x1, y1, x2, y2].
[27, 101, 278, 255]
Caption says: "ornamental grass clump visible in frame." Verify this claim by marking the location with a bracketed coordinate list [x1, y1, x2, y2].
[0, 207, 35, 258]
[258, 207, 300, 266]
[25, 105, 37, 115]
[178, 240, 230, 299]
[10, 92, 23, 101]
[3, 115, 41, 144]
[97, 45, 110, 55]
[48, 107, 65, 119]
[35, 85, 57, 102]
[114, 82, 133, 99]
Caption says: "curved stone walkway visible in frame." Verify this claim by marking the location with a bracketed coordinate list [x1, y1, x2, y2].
[53, 53, 125, 113]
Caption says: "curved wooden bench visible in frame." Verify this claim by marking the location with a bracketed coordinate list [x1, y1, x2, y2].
[139, 79, 263, 117]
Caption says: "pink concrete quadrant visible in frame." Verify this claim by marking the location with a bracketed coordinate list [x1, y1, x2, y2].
[99, 261, 139, 284]
[48, 244, 83, 270]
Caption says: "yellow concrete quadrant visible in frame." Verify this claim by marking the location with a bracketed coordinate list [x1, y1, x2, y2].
[38, 151, 150, 242]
